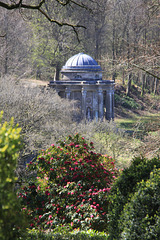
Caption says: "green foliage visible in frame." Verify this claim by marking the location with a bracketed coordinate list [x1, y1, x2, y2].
[115, 93, 141, 110]
[19, 134, 118, 232]
[27, 228, 109, 240]
[108, 156, 160, 239]
[0, 111, 27, 239]
[120, 168, 160, 239]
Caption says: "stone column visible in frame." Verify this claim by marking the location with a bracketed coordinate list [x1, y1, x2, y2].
[93, 91, 99, 121]
[81, 87, 87, 119]
[98, 87, 104, 120]
[106, 88, 114, 120]
[65, 87, 71, 99]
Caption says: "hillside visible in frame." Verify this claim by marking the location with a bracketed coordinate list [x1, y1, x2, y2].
[114, 82, 160, 159]
[114, 83, 160, 119]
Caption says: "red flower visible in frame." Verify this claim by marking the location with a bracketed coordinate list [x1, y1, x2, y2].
[45, 191, 50, 196]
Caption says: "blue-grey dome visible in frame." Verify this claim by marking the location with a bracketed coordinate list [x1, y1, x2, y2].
[62, 53, 102, 71]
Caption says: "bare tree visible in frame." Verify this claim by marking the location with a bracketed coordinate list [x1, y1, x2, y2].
[0, 8, 32, 77]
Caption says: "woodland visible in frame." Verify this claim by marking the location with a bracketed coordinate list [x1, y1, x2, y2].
[0, 0, 160, 240]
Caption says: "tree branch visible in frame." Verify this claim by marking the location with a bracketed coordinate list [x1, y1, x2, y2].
[38, 7, 86, 42]
[132, 63, 160, 80]
[0, 0, 86, 41]
[0, 0, 45, 10]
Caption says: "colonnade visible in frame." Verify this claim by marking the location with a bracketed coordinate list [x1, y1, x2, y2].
[63, 85, 114, 121]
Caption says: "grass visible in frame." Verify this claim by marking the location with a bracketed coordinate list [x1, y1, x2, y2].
[26, 228, 109, 240]
[115, 113, 160, 137]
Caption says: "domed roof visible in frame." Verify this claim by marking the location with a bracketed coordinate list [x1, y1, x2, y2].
[62, 53, 102, 71]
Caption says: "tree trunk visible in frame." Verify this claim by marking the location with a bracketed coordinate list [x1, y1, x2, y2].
[54, 63, 60, 81]
[154, 78, 158, 95]
[141, 72, 146, 96]
[122, 70, 125, 85]
[126, 73, 132, 96]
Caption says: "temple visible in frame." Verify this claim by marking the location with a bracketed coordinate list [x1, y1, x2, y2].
[49, 53, 114, 121]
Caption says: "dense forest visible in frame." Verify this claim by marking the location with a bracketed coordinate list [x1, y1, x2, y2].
[0, 0, 160, 96]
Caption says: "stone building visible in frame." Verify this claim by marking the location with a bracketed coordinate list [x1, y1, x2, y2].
[49, 53, 114, 121]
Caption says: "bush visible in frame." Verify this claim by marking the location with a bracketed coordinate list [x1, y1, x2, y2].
[0, 76, 76, 154]
[0, 111, 27, 240]
[115, 93, 141, 109]
[18, 134, 118, 232]
[108, 156, 160, 239]
[120, 168, 160, 239]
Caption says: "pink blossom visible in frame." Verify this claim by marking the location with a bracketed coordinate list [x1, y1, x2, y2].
[75, 145, 79, 148]
[45, 191, 50, 196]
[69, 142, 74, 146]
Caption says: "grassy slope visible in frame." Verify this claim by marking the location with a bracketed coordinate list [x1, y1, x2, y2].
[114, 82, 160, 160]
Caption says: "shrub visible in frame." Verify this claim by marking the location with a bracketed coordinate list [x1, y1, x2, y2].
[0, 76, 76, 154]
[18, 134, 118, 232]
[108, 156, 160, 239]
[115, 93, 141, 109]
[120, 168, 160, 239]
[0, 111, 27, 240]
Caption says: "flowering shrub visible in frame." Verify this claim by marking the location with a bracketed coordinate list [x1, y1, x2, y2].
[18, 134, 118, 231]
